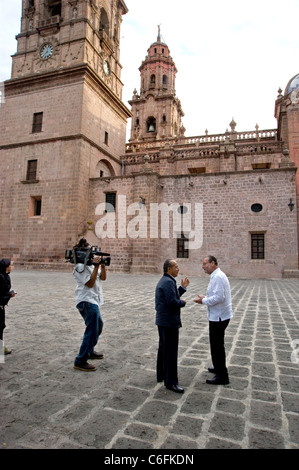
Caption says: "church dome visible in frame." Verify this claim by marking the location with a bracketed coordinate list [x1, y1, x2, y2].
[285, 73, 299, 95]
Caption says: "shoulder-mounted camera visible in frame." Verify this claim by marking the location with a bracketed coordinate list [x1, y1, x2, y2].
[65, 246, 110, 268]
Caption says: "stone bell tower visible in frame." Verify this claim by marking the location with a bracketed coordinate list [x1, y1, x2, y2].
[11, 0, 128, 103]
[0, 0, 131, 267]
[129, 26, 184, 142]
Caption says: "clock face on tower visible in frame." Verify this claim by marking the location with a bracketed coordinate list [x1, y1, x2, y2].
[103, 60, 110, 76]
[40, 43, 54, 60]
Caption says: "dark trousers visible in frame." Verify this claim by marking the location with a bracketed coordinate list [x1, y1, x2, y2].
[0, 306, 5, 341]
[209, 319, 230, 380]
[157, 326, 179, 386]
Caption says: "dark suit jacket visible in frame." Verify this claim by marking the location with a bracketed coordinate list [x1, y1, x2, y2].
[155, 273, 186, 328]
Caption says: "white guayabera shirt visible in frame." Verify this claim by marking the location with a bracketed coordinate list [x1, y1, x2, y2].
[202, 267, 233, 322]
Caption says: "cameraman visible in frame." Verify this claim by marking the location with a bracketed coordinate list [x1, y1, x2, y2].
[73, 238, 107, 372]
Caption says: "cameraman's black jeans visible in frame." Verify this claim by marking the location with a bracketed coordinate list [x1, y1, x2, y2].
[209, 319, 230, 379]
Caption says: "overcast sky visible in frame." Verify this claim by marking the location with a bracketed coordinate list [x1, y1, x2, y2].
[1, 0, 299, 137]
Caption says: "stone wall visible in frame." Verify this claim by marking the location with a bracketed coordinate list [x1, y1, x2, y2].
[87, 167, 298, 278]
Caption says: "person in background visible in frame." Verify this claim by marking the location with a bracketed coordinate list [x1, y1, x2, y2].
[0, 259, 17, 355]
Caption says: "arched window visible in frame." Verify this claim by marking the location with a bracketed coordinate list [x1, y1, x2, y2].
[163, 75, 167, 85]
[150, 74, 156, 84]
[96, 159, 115, 178]
[147, 117, 156, 133]
[48, 0, 61, 16]
[99, 8, 109, 35]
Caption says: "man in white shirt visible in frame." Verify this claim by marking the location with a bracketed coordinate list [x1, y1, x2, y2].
[194, 255, 233, 385]
[73, 239, 107, 372]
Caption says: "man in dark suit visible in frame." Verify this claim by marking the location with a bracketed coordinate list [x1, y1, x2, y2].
[155, 259, 189, 393]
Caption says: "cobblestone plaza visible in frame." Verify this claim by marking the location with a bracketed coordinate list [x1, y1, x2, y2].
[1, 270, 299, 449]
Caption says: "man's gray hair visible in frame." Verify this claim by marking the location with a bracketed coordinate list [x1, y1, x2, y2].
[163, 259, 175, 273]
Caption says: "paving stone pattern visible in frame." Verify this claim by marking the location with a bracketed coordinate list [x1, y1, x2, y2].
[1, 271, 299, 449]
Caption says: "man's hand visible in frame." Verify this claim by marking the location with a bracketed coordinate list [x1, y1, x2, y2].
[93, 256, 107, 280]
[193, 295, 205, 304]
[181, 277, 190, 289]
[85, 256, 107, 287]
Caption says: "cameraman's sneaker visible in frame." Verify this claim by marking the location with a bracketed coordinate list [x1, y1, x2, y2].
[74, 362, 96, 372]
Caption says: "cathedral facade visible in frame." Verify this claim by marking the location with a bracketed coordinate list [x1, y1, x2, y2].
[0, 0, 298, 278]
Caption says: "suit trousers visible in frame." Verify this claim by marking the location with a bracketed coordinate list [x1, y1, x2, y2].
[209, 319, 230, 380]
[157, 325, 179, 386]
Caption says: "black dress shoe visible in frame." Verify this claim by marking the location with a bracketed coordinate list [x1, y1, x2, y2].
[206, 376, 229, 385]
[208, 367, 215, 373]
[166, 384, 185, 393]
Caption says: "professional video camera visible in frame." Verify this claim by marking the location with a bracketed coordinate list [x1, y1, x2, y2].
[65, 246, 111, 267]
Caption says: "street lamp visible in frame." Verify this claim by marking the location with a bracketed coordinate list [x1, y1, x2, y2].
[288, 198, 295, 212]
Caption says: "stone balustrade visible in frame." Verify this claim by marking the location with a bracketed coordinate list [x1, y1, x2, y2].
[125, 128, 277, 154]
[124, 129, 279, 163]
